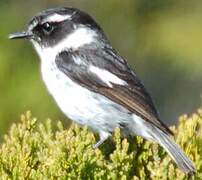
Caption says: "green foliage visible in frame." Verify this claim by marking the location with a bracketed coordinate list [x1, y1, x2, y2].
[0, 110, 201, 179]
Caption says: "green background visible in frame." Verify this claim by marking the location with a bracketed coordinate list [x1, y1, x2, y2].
[1, 0, 202, 136]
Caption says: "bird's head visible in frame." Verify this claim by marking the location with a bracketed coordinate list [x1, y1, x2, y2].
[9, 7, 105, 54]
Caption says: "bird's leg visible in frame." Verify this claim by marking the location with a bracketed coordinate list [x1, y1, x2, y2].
[93, 139, 107, 149]
[93, 132, 110, 149]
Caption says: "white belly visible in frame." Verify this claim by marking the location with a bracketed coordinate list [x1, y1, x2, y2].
[32, 37, 153, 140]
[41, 60, 132, 133]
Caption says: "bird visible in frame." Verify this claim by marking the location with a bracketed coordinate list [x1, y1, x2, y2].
[9, 7, 195, 174]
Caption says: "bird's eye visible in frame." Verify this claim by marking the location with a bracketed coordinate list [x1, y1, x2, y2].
[42, 22, 54, 34]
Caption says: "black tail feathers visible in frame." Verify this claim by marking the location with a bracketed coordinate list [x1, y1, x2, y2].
[153, 127, 196, 175]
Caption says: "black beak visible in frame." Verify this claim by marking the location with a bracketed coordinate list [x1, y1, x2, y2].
[9, 31, 33, 40]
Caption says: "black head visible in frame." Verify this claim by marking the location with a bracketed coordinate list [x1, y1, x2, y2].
[9, 7, 104, 48]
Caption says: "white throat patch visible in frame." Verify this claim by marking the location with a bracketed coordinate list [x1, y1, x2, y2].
[31, 27, 97, 62]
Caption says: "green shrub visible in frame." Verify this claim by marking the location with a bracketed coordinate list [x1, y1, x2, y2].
[0, 110, 201, 179]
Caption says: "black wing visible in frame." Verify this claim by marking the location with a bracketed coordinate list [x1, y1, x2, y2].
[55, 47, 173, 136]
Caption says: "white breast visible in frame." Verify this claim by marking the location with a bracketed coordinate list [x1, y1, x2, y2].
[40, 57, 133, 134]
[41, 59, 98, 123]
[31, 27, 133, 134]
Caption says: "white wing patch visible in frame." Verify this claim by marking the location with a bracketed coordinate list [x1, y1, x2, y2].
[89, 65, 127, 87]
[72, 56, 86, 66]
[42, 14, 72, 23]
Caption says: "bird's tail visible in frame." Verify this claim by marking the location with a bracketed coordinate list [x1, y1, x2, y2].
[153, 127, 196, 174]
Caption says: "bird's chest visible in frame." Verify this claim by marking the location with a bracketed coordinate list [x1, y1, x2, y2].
[41, 60, 103, 124]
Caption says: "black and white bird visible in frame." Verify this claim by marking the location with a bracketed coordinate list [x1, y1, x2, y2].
[9, 7, 195, 174]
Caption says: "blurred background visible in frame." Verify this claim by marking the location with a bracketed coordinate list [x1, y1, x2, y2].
[1, 0, 202, 137]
